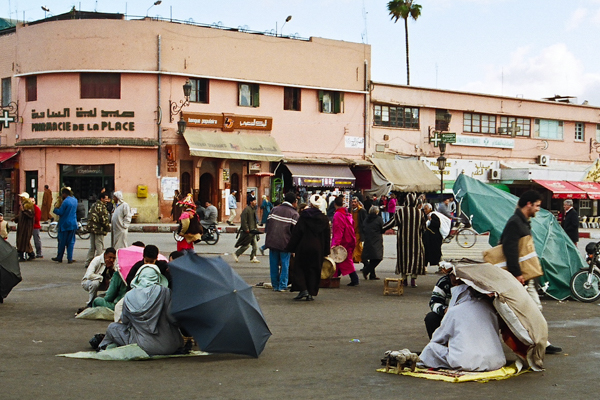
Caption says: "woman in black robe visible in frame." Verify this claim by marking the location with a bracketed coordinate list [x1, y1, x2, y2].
[285, 196, 330, 301]
[423, 203, 443, 267]
[361, 206, 386, 280]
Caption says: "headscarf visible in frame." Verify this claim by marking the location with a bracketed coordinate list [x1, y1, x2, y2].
[130, 264, 169, 289]
[113, 191, 124, 203]
[309, 194, 327, 215]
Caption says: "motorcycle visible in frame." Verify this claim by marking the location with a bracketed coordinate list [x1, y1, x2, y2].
[174, 223, 220, 245]
[47, 219, 90, 240]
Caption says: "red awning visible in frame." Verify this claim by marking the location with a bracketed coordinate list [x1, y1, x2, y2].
[533, 180, 587, 199]
[568, 181, 600, 200]
[0, 152, 17, 163]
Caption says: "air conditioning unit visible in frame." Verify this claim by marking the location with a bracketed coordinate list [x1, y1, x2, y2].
[490, 168, 501, 180]
[538, 154, 550, 166]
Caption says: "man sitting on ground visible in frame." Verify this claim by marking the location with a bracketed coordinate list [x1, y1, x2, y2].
[80, 248, 117, 310]
[125, 245, 171, 289]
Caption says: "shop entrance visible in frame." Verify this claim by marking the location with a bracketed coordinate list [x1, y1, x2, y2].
[25, 171, 38, 201]
[199, 173, 214, 205]
[60, 165, 115, 211]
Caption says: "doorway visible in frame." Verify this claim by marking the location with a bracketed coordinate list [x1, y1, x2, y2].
[199, 173, 214, 205]
[25, 171, 38, 201]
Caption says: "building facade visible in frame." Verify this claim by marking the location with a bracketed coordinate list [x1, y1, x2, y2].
[369, 83, 600, 215]
[0, 11, 370, 221]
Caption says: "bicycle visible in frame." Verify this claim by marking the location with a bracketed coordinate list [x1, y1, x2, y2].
[174, 223, 220, 245]
[570, 241, 600, 303]
[442, 215, 478, 248]
[48, 219, 90, 240]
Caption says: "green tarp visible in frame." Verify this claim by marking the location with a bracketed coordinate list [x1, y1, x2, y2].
[453, 174, 585, 301]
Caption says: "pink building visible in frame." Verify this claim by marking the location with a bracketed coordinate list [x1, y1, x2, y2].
[0, 11, 370, 221]
[369, 83, 600, 214]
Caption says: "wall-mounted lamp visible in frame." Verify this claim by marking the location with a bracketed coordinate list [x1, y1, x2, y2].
[169, 79, 192, 123]
[177, 114, 187, 135]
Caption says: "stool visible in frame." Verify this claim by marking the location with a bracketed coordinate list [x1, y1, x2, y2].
[383, 278, 403, 296]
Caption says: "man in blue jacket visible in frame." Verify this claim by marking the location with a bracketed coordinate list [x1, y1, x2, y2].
[52, 187, 78, 263]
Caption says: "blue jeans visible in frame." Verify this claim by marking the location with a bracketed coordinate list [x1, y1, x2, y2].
[381, 211, 389, 223]
[57, 229, 76, 262]
[269, 249, 291, 291]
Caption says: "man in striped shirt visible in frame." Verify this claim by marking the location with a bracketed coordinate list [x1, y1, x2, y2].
[424, 269, 458, 339]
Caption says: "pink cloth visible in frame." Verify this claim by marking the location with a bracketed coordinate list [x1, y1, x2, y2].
[387, 198, 397, 214]
[331, 208, 356, 276]
[117, 245, 168, 281]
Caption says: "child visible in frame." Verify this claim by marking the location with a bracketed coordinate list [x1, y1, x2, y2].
[0, 213, 8, 240]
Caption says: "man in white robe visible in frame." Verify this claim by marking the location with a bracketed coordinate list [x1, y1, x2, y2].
[419, 284, 506, 372]
[111, 191, 132, 250]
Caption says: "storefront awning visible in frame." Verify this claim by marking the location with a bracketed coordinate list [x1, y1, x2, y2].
[285, 163, 356, 188]
[533, 180, 587, 199]
[183, 130, 283, 162]
[371, 158, 440, 193]
[568, 181, 600, 200]
[0, 152, 18, 163]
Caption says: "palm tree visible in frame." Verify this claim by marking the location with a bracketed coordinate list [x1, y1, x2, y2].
[387, 0, 422, 85]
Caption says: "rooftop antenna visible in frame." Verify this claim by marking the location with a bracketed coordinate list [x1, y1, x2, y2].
[362, 0, 369, 44]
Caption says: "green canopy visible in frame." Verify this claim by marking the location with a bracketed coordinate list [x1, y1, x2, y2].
[453, 174, 585, 301]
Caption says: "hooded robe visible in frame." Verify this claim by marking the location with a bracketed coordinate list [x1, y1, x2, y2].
[382, 193, 426, 276]
[331, 207, 356, 276]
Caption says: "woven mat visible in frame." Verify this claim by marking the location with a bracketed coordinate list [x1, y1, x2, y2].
[377, 361, 528, 383]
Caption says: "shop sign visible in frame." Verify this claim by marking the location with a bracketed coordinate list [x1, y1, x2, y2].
[30, 107, 135, 132]
[452, 135, 514, 149]
[293, 177, 354, 188]
[183, 112, 272, 132]
[421, 157, 499, 182]
[345, 136, 364, 149]
[585, 159, 600, 182]
[223, 168, 230, 182]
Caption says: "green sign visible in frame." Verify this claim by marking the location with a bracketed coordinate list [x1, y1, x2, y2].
[441, 132, 456, 144]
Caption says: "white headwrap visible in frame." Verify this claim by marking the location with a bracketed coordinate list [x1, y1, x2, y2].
[113, 191, 124, 203]
[309, 194, 327, 215]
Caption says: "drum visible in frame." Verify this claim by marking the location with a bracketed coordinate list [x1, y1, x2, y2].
[321, 257, 336, 279]
[330, 245, 348, 263]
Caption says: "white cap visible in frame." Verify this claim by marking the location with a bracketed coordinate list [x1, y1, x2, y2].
[19, 192, 30, 199]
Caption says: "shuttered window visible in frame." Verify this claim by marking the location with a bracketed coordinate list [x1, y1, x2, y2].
[80, 73, 121, 99]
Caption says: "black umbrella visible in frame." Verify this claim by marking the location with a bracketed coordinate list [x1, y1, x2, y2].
[0, 239, 21, 302]
[168, 252, 271, 358]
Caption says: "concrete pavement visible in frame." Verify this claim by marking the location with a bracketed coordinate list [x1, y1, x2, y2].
[1, 230, 599, 399]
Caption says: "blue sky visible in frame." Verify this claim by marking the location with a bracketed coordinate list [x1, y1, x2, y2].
[5, 0, 600, 105]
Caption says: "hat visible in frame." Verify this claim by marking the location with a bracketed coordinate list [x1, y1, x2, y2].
[18, 192, 30, 199]
[177, 193, 196, 209]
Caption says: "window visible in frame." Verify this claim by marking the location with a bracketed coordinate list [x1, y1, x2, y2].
[435, 109, 451, 131]
[580, 200, 591, 209]
[26, 76, 37, 102]
[373, 104, 419, 128]
[80, 73, 120, 99]
[190, 78, 209, 103]
[534, 119, 563, 140]
[575, 122, 585, 141]
[499, 116, 531, 137]
[283, 87, 301, 111]
[1, 78, 11, 107]
[318, 90, 343, 114]
[463, 113, 496, 134]
[238, 83, 259, 107]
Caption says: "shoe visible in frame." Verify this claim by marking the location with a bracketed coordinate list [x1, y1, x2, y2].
[411, 278, 417, 288]
[545, 344, 562, 354]
[347, 281, 359, 286]
[233, 254, 239, 263]
[51, 257, 62, 263]
[250, 258, 260, 263]
[403, 279, 408, 287]
[68, 260, 76, 264]
[28, 252, 36, 260]
[293, 290, 309, 300]
[259, 247, 265, 256]
[306, 295, 314, 301]
[36, 255, 43, 259]
[369, 276, 380, 280]
[361, 268, 368, 280]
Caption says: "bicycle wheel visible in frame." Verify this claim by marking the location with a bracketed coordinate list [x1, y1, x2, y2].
[77, 227, 90, 240]
[570, 270, 600, 303]
[456, 228, 477, 248]
[204, 228, 219, 245]
[48, 224, 58, 239]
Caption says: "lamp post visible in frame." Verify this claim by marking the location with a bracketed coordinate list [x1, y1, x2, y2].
[146, 0, 162, 17]
[280, 15, 292, 37]
[437, 149, 447, 205]
[41, 6, 50, 18]
[169, 79, 192, 127]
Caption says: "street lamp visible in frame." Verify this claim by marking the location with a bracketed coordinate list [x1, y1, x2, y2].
[437, 153, 447, 204]
[177, 114, 187, 135]
[41, 6, 50, 18]
[280, 15, 292, 36]
[146, 0, 162, 17]
[169, 79, 192, 123]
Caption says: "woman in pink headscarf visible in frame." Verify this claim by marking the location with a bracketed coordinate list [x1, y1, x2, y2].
[331, 195, 359, 286]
